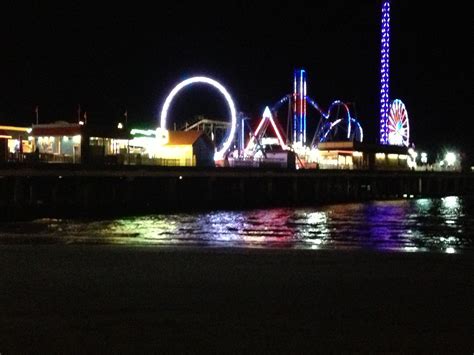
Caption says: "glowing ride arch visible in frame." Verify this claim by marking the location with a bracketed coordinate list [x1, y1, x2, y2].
[307, 98, 364, 144]
[245, 106, 288, 153]
[160, 76, 237, 160]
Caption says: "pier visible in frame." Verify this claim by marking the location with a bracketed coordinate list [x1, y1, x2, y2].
[1, 165, 472, 220]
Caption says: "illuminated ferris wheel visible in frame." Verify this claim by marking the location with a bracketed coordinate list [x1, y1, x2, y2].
[387, 99, 409, 147]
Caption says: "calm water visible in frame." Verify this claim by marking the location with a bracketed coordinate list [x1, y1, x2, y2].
[1, 196, 473, 253]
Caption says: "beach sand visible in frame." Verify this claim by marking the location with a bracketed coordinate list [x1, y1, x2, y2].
[0, 245, 472, 353]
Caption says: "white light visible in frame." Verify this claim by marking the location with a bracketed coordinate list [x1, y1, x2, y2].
[445, 152, 456, 166]
[388, 132, 403, 146]
[160, 76, 237, 161]
[245, 107, 288, 154]
[79, 121, 85, 126]
[442, 196, 459, 209]
[131, 129, 156, 137]
[72, 135, 81, 144]
[445, 247, 455, 254]
[264, 106, 287, 150]
[421, 152, 428, 164]
[155, 127, 169, 145]
[117, 122, 123, 129]
[408, 148, 418, 159]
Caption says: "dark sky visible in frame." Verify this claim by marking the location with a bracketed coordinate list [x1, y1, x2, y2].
[1, 1, 472, 157]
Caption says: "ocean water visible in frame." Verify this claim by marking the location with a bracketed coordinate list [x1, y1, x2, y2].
[0, 196, 473, 253]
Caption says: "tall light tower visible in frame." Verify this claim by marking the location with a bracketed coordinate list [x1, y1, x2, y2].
[293, 69, 307, 146]
[379, 0, 391, 145]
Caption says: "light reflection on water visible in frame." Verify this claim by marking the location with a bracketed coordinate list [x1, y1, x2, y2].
[0, 197, 473, 253]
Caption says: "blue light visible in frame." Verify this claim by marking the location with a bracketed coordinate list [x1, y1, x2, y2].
[293, 69, 307, 146]
[293, 74, 297, 144]
[379, 1, 391, 144]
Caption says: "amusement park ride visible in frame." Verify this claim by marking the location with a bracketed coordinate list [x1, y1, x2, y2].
[158, 0, 411, 168]
[242, 69, 365, 165]
[379, 1, 410, 147]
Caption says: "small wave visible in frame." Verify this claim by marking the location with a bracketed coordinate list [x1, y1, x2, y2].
[1, 197, 473, 253]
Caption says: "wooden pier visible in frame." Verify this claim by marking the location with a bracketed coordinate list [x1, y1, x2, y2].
[1, 164, 473, 220]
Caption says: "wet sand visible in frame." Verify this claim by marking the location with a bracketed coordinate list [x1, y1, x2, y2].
[0, 245, 472, 353]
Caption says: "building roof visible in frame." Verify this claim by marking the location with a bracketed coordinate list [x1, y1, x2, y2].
[31, 122, 130, 139]
[0, 125, 31, 138]
[166, 131, 212, 146]
[32, 122, 81, 136]
[318, 141, 408, 154]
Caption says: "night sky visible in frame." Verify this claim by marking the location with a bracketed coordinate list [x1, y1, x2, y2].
[1, 2, 472, 159]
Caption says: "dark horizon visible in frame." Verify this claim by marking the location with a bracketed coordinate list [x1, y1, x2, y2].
[1, 2, 472, 158]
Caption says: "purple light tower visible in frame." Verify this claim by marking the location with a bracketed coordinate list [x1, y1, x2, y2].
[379, 1, 391, 145]
[293, 69, 307, 146]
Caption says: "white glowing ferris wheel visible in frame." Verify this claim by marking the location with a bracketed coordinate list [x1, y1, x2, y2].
[387, 99, 409, 147]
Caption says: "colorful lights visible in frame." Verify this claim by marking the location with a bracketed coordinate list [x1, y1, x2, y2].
[293, 74, 297, 144]
[245, 106, 288, 152]
[388, 99, 409, 146]
[308, 99, 363, 143]
[308, 100, 351, 135]
[159, 76, 237, 161]
[379, 1, 391, 144]
[353, 119, 363, 142]
[293, 69, 307, 145]
[265, 106, 287, 150]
